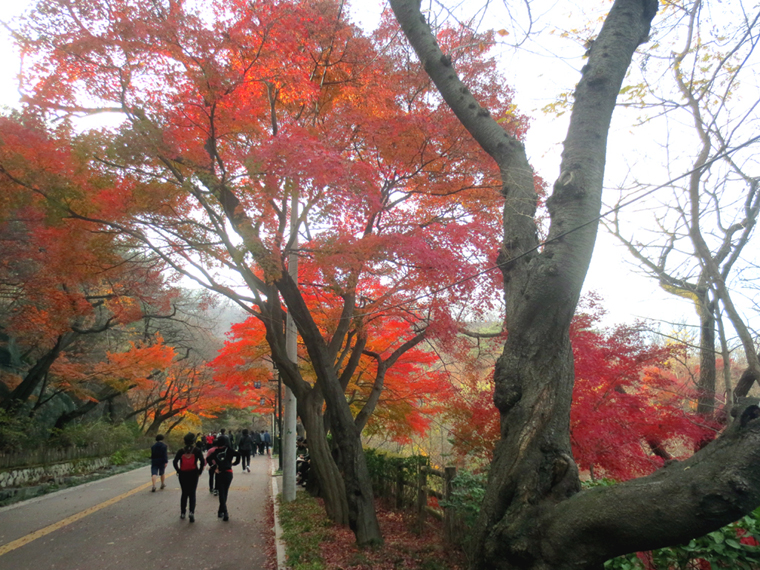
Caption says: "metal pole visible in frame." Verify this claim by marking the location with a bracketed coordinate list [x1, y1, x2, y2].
[282, 184, 298, 503]
[278, 372, 283, 471]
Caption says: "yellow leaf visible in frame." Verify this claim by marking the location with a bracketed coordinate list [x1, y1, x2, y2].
[496, 29, 509, 37]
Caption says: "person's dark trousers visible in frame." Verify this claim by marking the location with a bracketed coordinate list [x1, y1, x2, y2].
[216, 471, 233, 515]
[208, 468, 216, 492]
[240, 451, 251, 470]
[257, 443, 264, 455]
[178, 471, 199, 513]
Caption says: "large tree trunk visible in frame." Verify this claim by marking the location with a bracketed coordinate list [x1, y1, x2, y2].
[280, 281, 383, 545]
[390, 0, 657, 563]
[696, 290, 717, 416]
[260, 277, 382, 545]
[476, 329, 581, 568]
[324, 384, 382, 546]
[298, 390, 350, 525]
[389, 0, 757, 568]
[734, 363, 759, 399]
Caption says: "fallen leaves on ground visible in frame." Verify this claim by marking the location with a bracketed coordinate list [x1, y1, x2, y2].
[321, 503, 465, 570]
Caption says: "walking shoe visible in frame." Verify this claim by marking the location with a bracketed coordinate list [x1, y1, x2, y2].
[189, 512, 195, 523]
[151, 486, 156, 492]
[223, 514, 229, 522]
[209, 488, 213, 493]
[218, 511, 223, 518]
[160, 483, 166, 490]
[213, 489, 218, 496]
[247, 467, 250, 472]
[180, 512, 186, 520]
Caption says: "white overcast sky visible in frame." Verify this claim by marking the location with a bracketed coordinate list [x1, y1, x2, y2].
[0, 0, 727, 336]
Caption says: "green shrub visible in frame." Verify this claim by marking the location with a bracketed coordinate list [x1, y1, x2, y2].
[440, 469, 487, 563]
[604, 508, 760, 569]
[364, 448, 427, 482]
[0, 409, 35, 452]
[110, 449, 128, 466]
[50, 420, 137, 449]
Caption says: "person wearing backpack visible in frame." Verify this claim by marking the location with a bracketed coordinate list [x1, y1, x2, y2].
[206, 435, 240, 521]
[173, 432, 206, 523]
[237, 428, 254, 472]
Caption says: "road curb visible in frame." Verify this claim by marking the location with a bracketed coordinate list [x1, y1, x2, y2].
[271, 460, 287, 570]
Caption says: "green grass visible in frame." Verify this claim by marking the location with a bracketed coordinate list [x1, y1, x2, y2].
[278, 493, 332, 570]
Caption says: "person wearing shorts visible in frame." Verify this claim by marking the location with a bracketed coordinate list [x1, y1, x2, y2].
[150, 434, 169, 492]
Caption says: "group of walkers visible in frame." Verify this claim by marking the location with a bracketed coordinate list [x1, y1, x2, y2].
[233, 428, 272, 468]
[149, 427, 272, 523]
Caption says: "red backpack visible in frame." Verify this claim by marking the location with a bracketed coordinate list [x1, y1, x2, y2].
[179, 449, 196, 471]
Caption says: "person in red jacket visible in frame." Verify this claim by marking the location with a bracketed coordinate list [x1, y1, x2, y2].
[173, 432, 206, 522]
[206, 436, 240, 521]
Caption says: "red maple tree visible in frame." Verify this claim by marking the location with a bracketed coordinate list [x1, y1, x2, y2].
[448, 296, 717, 480]
[9, 0, 530, 542]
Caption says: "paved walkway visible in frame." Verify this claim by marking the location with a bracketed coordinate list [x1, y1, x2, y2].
[0, 453, 272, 570]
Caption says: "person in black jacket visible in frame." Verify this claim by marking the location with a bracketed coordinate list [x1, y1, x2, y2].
[252, 429, 263, 455]
[237, 429, 254, 472]
[205, 442, 219, 495]
[206, 436, 240, 521]
[173, 432, 206, 522]
[150, 434, 168, 492]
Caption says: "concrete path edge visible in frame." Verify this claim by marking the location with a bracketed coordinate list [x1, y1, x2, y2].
[271, 461, 287, 570]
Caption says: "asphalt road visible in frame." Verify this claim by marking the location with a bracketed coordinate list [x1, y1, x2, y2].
[0, 453, 273, 570]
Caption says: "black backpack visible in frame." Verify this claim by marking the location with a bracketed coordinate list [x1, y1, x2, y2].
[215, 447, 231, 471]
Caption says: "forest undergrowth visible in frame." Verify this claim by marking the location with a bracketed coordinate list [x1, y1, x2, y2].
[278, 492, 466, 570]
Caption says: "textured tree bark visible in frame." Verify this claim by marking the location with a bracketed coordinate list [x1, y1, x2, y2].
[391, 0, 760, 568]
[734, 364, 759, 400]
[298, 390, 350, 525]
[276, 271, 383, 546]
[696, 291, 716, 416]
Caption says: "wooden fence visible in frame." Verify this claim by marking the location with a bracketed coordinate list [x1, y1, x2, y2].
[370, 457, 460, 542]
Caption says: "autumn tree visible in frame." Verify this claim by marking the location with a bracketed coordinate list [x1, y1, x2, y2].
[0, 114, 185, 422]
[390, 0, 760, 568]
[10, 0, 525, 544]
[606, 0, 760, 420]
[0, 112, 245, 437]
[212, 309, 452, 445]
[128, 356, 238, 435]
